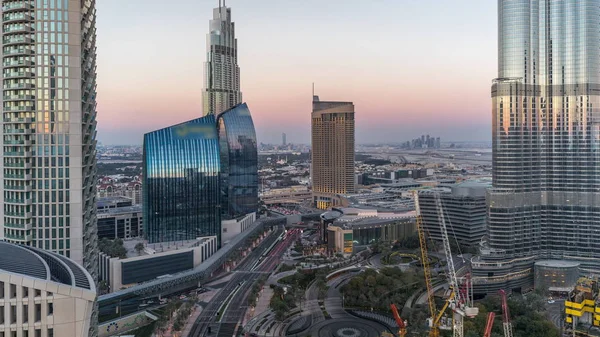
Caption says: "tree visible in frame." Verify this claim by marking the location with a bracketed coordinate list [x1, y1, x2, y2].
[134, 242, 145, 256]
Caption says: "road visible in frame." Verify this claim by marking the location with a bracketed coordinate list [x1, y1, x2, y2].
[189, 227, 300, 336]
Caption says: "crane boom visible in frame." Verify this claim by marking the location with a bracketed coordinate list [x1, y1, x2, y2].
[390, 303, 407, 337]
[484, 312, 495, 337]
[499, 290, 513, 337]
[414, 192, 440, 337]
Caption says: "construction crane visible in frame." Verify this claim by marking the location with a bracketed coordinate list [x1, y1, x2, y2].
[414, 191, 443, 337]
[433, 193, 479, 337]
[499, 290, 513, 337]
[483, 312, 495, 337]
[390, 303, 407, 337]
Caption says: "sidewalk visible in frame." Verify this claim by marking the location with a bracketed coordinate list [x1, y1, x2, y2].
[180, 304, 202, 337]
[243, 285, 274, 327]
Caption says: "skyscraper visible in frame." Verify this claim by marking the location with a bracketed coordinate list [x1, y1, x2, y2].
[282, 132, 287, 146]
[143, 115, 222, 244]
[143, 103, 258, 245]
[472, 0, 600, 293]
[311, 95, 355, 209]
[217, 103, 258, 220]
[1, 0, 98, 279]
[202, 1, 242, 116]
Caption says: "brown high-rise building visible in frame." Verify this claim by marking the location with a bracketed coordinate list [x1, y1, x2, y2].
[311, 95, 355, 209]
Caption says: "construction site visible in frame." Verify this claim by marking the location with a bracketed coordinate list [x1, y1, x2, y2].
[565, 277, 600, 336]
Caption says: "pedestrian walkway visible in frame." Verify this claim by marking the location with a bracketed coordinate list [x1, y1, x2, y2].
[180, 304, 202, 337]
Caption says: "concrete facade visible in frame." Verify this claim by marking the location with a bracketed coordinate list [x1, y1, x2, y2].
[311, 96, 355, 209]
[99, 236, 218, 292]
[0, 242, 96, 337]
[221, 212, 256, 246]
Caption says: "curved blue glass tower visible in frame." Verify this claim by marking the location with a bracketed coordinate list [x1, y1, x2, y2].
[217, 103, 258, 219]
[143, 115, 221, 244]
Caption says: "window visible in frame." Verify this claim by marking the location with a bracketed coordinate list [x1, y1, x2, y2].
[10, 305, 16, 324]
[35, 303, 41, 322]
[22, 286, 28, 298]
[10, 284, 16, 298]
[23, 304, 28, 323]
[48, 303, 53, 315]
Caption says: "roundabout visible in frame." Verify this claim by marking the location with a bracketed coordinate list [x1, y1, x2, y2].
[311, 318, 388, 337]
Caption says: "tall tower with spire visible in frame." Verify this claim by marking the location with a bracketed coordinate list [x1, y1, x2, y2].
[202, 1, 242, 116]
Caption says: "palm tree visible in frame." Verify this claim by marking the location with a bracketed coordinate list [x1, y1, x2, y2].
[134, 242, 145, 256]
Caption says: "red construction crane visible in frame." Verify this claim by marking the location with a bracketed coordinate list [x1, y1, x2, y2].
[499, 290, 513, 337]
[390, 303, 407, 337]
[483, 312, 495, 337]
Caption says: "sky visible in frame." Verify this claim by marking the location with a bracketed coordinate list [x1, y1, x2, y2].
[95, 0, 497, 145]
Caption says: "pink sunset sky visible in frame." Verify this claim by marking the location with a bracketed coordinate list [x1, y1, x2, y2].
[95, 0, 497, 145]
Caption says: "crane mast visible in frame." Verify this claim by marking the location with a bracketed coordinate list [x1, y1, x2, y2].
[434, 193, 478, 337]
[390, 303, 407, 337]
[499, 290, 513, 337]
[414, 192, 440, 337]
[483, 312, 495, 337]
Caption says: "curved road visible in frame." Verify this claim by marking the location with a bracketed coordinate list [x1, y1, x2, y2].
[189, 227, 300, 336]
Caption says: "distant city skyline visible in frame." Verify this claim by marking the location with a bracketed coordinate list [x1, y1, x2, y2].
[96, 0, 496, 145]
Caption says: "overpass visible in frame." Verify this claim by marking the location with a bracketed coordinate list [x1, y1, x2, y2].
[98, 216, 287, 324]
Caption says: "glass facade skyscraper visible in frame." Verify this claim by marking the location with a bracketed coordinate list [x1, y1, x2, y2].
[143, 115, 222, 244]
[217, 103, 258, 219]
[143, 104, 258, 245]
[1, 0, 98, 278]
[473, 0, 600, 294]
[202, 2, 241, 116]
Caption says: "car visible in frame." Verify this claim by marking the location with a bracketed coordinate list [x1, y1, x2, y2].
[548, 300, 555, 304]
[179, 295, 187, 300]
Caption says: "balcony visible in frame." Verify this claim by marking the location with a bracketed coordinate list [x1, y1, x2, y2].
[3, 139, 32, 146]
[3, 13, 34, 24]
[2, 2, 34, 13]
[3, 105, 33, 112]
[4, 129, 33, 136]
[4, 162, 32, 169]
[4, 184, 32, 192]
[3, 71, 34, 79]
[4, 233, 32, 241]
[3, 117, 34, 123]
[4, 211, 32, 219]
[5, 198, 32, 206]
[3, 35, 32, 46]
[4, 173, 32, 179]
[3, 60, 33, 68]
[3, 82, 34, 90]
[4, 223, 32, 230]
[3, 95, 34, 102]
[3, 25, 33, 34]
[3, 151, 32, 159]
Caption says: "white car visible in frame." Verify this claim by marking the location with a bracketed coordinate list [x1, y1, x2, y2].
[548, 300, 555, 304]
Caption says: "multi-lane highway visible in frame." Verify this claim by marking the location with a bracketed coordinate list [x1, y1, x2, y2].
[189, 227, 301, 336]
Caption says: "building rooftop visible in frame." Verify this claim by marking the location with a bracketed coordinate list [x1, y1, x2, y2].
[322, 207, 416, 228]
[97, 205, 142, 217]
[121, 236, 216, 258]
[0, 242, 95, 290]
[97, 196, 133, 208]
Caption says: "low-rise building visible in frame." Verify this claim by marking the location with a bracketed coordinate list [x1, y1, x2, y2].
[0, 242, 96, 337]
[97, 205, 143, 240]
[221, 213, 256, 246]
[98, 236, 217, 293]
[321, 208, 416, 252]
